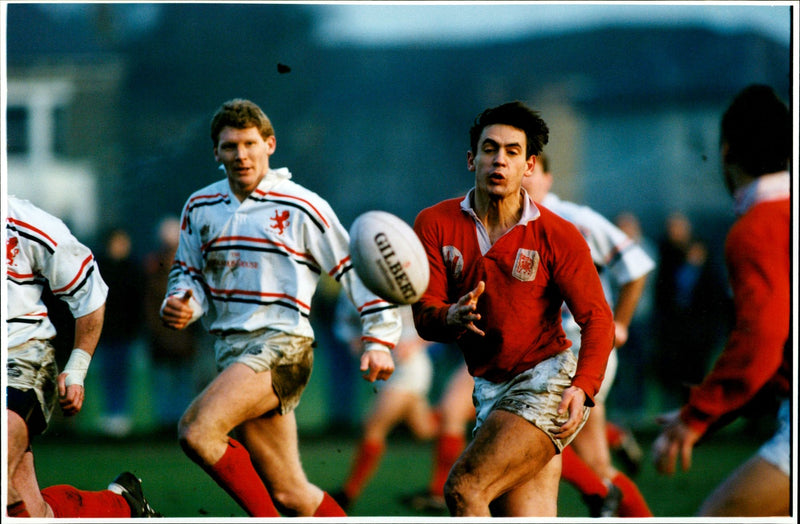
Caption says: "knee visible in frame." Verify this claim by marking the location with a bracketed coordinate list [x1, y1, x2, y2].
[268, 485, 316, 517]
[443, 470, 481, 515]
[177, 415, 207, 462]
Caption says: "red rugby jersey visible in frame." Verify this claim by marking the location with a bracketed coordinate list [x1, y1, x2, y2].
[681, 195, 791, 435]
[412, 195, 614, 404]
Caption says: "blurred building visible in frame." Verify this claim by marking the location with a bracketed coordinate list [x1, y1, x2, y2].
[6, 4, 789, 253]
[6, 5, 127, 240]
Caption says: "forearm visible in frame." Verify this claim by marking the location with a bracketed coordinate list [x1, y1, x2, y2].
[72, 304, 105, 356]
[613, 275, 647, 329]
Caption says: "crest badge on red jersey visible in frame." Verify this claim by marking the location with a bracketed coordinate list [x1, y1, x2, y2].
[442, 245, 464, 280]
[512, 248, 539, 282]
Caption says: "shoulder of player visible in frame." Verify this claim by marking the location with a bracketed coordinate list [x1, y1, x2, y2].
[726, 199, 790, 256]
[529, 205, 588, 245]
[253, 179, 340, 231]
[415, 197, 463, 224]
[7, 196, 75, 251]
[185, 179, 231, 209]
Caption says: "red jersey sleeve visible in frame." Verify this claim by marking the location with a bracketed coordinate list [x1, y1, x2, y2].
[680, 200, 790, 435]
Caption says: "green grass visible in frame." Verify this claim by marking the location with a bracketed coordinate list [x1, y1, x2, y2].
[32, 340, 767, 519]
[31, 426, 763, 519]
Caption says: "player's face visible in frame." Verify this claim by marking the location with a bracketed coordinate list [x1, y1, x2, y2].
[214, 126, 276, 200]
[468, 124, 535, 201]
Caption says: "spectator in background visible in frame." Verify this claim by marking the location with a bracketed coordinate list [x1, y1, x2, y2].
[94, 226, 144, 438]
[652, 211, 729, 408]
[142, 216, 204, 435]
[652, 84, 790, 516]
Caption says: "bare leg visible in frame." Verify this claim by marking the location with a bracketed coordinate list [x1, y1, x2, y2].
[444, 409, 558, 517]
[699, 455, 790, 517]
[7, 410, 52, 518]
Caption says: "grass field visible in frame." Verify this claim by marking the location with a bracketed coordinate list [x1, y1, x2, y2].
[31, 424, 766, 520]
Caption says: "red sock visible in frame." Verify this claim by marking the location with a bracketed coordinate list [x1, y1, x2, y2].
[7, 501, 30, 517]
[429, 433, 465, 496]
[606, 421, 625, 448]
[206, 438, 280, 517]
[560, 446, 608, 497]
[40, 485, 130, 517]
[313, 492, 347, 516]
[342, 439, 385, 500]
[611, 472, 653, 517]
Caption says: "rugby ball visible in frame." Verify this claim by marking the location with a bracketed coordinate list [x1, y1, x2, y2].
[349, 211, 430, 305]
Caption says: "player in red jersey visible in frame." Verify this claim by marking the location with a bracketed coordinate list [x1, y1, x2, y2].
[6, 196, 160, 518]
[412, 101, 615, 516]
[652, 84, 791, 516]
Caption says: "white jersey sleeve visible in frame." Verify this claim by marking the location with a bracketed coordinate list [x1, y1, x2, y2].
[542, 193, 655, 286]
[6, 196, 109, 348]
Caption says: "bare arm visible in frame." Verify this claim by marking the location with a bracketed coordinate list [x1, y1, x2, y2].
[58, 304, 106, 415]
[612, 274, 647, 348]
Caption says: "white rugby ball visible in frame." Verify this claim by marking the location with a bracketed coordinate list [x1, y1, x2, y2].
[349, 211, 430, 305]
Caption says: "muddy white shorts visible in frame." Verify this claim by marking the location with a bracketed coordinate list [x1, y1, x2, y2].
[472, 350, 590, 452]
[214, 329, 314, 415]
[7, 339, 59, 432]
[757, 398, 790, 476]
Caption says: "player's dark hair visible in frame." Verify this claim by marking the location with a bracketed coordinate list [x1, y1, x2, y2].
[210, 99, 275, 147]
[470, 101, 549, 158]
[720, 85, 790, 177]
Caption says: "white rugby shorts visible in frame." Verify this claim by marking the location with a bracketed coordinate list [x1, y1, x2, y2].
[472, 350, 590, 452]
[757, 398, 790, 476]
[7, 339, 59, 428]
[214, 329, 314, 414]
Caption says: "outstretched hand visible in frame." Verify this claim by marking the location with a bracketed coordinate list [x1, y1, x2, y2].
[652, 410, 702, 475]
[447, 281, 486, 336]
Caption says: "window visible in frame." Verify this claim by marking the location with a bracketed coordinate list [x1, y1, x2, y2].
[7, 106, 29, 154]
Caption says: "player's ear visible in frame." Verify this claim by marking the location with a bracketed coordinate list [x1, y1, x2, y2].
[266, 135, 277, 154]
[466, 149, 476, 172]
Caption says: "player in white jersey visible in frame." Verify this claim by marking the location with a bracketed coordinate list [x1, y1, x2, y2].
[523, 153, 655, 517]
[160, 99, 401, 517]
[6, 196, 160, 518]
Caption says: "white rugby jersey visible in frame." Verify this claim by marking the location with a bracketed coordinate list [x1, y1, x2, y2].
[167, 168, 401, 351]
[6, 196, 109, 348]
[540, 193, 655, 347]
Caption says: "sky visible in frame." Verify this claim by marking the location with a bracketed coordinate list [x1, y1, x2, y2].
[312, 2, 794, 45]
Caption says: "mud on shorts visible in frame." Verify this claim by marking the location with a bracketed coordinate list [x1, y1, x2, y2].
[472, 350, 590, 453]
[215, 329, 314, 415]
[7, 339, 59, 436]
[757, 398, 790, 476]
